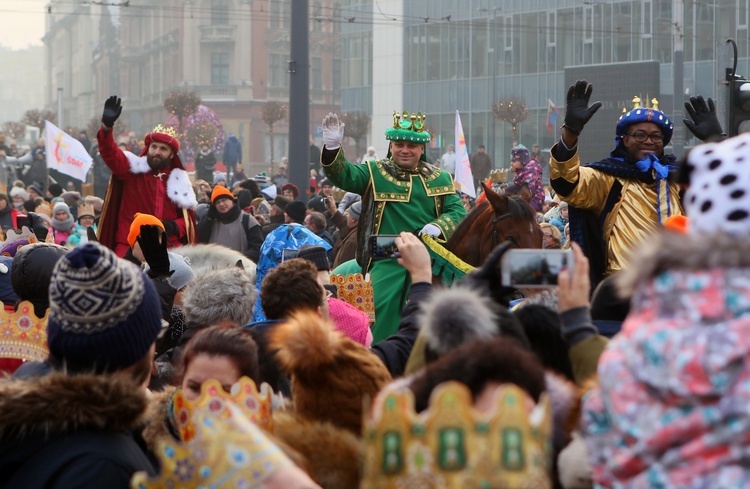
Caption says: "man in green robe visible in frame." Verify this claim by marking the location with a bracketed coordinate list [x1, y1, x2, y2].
[321, 111, 466, 342]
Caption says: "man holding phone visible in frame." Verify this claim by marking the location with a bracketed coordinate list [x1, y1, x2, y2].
[321, 111, 466, 342]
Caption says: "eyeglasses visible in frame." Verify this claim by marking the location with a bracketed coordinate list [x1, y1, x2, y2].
[543, 233, 553, 239]
[624, 132, 664, 144]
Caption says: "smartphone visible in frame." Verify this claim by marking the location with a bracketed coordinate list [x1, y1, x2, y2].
[501, 249, 573, 288]
[369, 235, 400, 260]
[281, 248, 299, 262]
[16, 216, 28, 229]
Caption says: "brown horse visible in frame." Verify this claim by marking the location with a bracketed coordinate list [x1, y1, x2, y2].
[445, 183, 542, 267]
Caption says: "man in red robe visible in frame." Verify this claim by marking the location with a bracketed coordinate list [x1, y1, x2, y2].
[96, 96, 197, 257]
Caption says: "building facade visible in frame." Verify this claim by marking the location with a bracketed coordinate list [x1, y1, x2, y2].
[341, 0, 742, 168]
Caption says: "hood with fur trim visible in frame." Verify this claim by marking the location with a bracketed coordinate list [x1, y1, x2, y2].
[0, 373, 148, 442]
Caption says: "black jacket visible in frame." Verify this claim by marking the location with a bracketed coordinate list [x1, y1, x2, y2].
[0, 369, 155, 488]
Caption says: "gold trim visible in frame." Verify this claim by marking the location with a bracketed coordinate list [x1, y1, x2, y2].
[421, 234, 475, 274]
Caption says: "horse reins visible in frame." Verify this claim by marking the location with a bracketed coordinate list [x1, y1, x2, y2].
[491, 212, 515, 247]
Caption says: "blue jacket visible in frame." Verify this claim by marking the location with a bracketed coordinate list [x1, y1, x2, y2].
[222, 135, 242, 165]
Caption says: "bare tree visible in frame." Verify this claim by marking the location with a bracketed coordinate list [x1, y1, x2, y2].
[87, 116, 126, 142]
[261, 101, 288, 175]
[492, 97, 529, 146]
[163, 90, 201, 136]
[341, 111, 370, 158]
[1, 121, 26, 140]
[22, 109, 57, 133]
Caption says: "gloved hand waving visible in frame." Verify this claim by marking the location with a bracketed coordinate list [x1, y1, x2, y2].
[101, 96, 122, 128]
[563, 80, 602, 136]
[684, 95, 724, 142]
[322, 113, 345, 151]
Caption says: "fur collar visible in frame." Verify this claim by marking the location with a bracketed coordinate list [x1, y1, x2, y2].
[617, 232, 750, 297]
[122, 151, 197, 210]
[141, 386, 177, 452]
[0, 372, 148, 440]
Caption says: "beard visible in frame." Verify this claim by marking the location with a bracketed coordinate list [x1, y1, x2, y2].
[147, 154, 170, 171]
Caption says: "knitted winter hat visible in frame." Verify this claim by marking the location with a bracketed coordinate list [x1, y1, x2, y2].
[284, 201, 307, 224]
[272, 195, 290, 212]
[683, 133, 750, 235]
[211, 185, 236, 204]
[9, 186, 29, 201]
[270, 311, 392, 434]
[280, 183, 299, 199]
[297, 245, 330, 271]
[52, 201, 71, 219]
[348, 201, 362, 220]
[127, 213, 166, 248]
[47, 243, 162, 372]
[28, 183, 44, 197]
[213, 172, 227, 186]
[48, 183, 64, 198]
[307, 196, 326, 213]
[252, 172, 270, 188]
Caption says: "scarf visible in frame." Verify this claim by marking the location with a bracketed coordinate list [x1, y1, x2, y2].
[51, 213, 75, 232]
[216, 203, 241, 224]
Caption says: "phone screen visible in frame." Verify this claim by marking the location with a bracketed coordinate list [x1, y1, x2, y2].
[16, 216, 28, 229]
[281, 248, 299, 262]
[501, 249, 573, 288]
[369, 235, 400, 260]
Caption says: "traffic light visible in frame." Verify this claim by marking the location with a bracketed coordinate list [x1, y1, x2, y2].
[728, 73, 750, 137]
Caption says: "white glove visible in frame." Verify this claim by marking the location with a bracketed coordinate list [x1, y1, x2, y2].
[322, 113, 345, 150]
[419, 223, 441, 238]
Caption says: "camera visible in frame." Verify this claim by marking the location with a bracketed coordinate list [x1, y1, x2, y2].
[281, 248, 299, 262]
[369, 235, 400, 260]
[501, 249, 573, 288]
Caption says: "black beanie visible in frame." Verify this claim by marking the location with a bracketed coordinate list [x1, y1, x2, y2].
[285, 200, 307, 224]
[297, 245, 330, 271]
[48, 183, 64, 197]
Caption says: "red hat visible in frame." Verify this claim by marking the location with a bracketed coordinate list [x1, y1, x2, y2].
[281, 183, 299, 199]
[140, 125, 183, 169]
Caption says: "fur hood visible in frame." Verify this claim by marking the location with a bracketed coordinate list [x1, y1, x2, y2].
[0, 372, 148, 441]
[141, 386, 178, 452]
[617, 232, 750, 297]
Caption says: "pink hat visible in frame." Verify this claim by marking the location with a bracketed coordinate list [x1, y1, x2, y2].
[327, 297, 372, 348]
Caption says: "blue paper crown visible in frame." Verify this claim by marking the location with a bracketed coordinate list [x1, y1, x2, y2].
[616, 96, 673, 145]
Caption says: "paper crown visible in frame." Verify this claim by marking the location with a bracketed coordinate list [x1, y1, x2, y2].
[168, 376, 276, 442]
[132, 404, 294, 489]
[385, 111, 431, 144]
[0, 300, 50, 364]
[361, 382, 552, 488]
[34, 201, 51, 217]
[616, 94, 673, 145]
[0, 184, 8, 197]
[151, 123, 178, 139]
[330, 273, 375, 323]
[77, 203, 96, 218]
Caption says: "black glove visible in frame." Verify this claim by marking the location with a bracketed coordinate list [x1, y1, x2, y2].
[459, 241, 517, 307]
[101, 95, 122, 128]
[26, 212, 48, 242]
[163, 220, 179, 237]
[138, 225, 171, 278]
[86, 227, 98, 243]
[684, 95, 725, 142]
[564, 80, 602, 136]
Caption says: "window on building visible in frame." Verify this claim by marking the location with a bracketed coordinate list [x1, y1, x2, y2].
[270, 2, 290, 29]
[211, 0, 229, 25]
[311, 57, 322, 90]
[269, 53, 289, 87]
[740, 0, 749, 30]
[312, 1, 323, 32]
[211, 52, 230, 85]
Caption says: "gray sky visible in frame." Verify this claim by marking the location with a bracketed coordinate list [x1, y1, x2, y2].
[0, 0, 47, 50]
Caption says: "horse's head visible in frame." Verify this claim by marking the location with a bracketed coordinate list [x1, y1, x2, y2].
[446, 183, 542, 267]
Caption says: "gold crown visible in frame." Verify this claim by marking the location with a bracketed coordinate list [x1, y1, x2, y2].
[0, 184, 7, 197]
[330, 273, 375, 323]
[623, 95, 660, 113]
[34, 201, 51, 217]
[0, 300, 50, 363]
[151, 124, 178, 139]
[392, 111, 427, 132]
[168, 377, 276, 442]
[77, 203, 96, 218]
[361, 382, 552, 488]
[3, 226, 39, 247]
[132, 404, 295, 489]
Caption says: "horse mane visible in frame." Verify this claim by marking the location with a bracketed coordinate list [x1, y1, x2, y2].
[446, 196, 535, 249]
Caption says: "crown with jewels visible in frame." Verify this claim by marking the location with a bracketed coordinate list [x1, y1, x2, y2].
[168, 376, 276, 442]
[0, 184, 7, 197]
[151, 124, 178, 139]
[330, 272, 375, 323]
[385, 111, 431, 144]
[34, 201, 51, 217]
[132, 404, 295, 489]
[361, 382, 553, 489]
[0, 300, 50, 364]
[617, 94, 673, 145]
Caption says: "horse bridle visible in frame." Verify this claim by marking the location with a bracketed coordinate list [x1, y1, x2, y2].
[491, 212, 516, 247]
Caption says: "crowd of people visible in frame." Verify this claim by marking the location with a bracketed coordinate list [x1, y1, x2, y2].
[0, 81, 743, 489]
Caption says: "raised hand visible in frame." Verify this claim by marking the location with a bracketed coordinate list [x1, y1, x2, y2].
[322, 113, 345, 150]
[564, 80, 602, 136]
[137, 225, 171, 278]
[684, 95, 724, 142]
[101, 96, 122, 128]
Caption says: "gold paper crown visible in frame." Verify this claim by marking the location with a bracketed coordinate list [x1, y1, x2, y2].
[489, 168, 509, 184]
[34, 201, 51, 217]
[132, 404, 294, 489]
[361, 382, 552, 488]
[623, 95, 660, 113]
[168, 377, 275, 442]
[0, 184, 7, 197]
[77, 203, 96, 218]
[392, 110, 427, 132]
[0, 300, 50, 364]
[151, 124, 178, 139]
[330, 272, 375, 323]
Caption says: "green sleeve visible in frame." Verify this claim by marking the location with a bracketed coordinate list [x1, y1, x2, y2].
[322, 148, 372, 196]
[432, 191, 466, 239]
